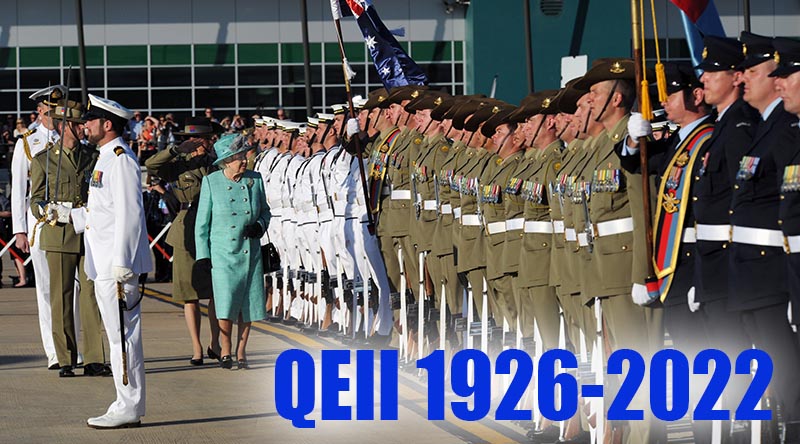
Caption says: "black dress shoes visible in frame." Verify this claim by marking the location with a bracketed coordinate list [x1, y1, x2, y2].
[207, 346, 221, 361]
[237, 359, 249, 370]
[59, 366, 76, 377]
[48, 363, 60, 370]
[83, 363, 112, 377]
[189, 357, 204, 366]
[220, 355, 233, 369]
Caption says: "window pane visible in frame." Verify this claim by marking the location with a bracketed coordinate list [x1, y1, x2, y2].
[411, 41, 451, 63]
[238, 87, 278, 109]
[195, 67, 234, 86]
[64, 68, 104, 89]
[20, 69, 61, 89]
[63, 46, 104, 66]
[281, 43, 322, 64]
[107, 68, 147, 87]
[151, 89, 191, 109]
[281, 65, 322, 85]
[194, 44, 234, 65]
[106, 89, 148, 111]
[238, 44, 279, 64]
[238, 66, 279, 86]
[20, 47, 59, 68]
[151, 67, 191, 87]
[195, 89, 235, 109]
[0, 92, 17, 112]
[421, 64, 452, 83]
[324, 64, 367, 85]
[0, 48, 16, 68]
[151, 45, 191, 65]
[282, 86, 322, 109]
[0, 70, 16, 89]
[107, 45, 147, 66]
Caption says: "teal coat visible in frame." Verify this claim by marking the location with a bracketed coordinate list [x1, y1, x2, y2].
[195, 170, 271, 322]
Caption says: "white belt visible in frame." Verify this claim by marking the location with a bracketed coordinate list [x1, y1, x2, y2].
[594, 217, 634, 237]
[524, 220, 553, 234]
[506, 218, 525, 231]
[695, 224, 731, 242]
[453, 207, 462, 219]
[391, 189, 411, 200]
[565, 228, 577, 242]
[788, 235, 800, 253]
[681, 227, 697, 244]
[441, 204, 453, 215]
[731, 225, 784, 248]
[423, 200, 438, 211]
[318, 209, 334, 221]
[487, 221, 506, 234]
[578, 232, 590, 247]
[552, 220, 565, 234]
[462, 214, 481, 226]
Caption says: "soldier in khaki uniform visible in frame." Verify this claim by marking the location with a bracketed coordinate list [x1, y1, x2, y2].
[145, 117, 224, 365]
[575, 59, 665, 444]
[29, 99, 108, 377]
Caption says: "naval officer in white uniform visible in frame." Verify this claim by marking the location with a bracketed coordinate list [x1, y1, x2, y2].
[67, 94, 153, 429]
[10, 85, 65, 369]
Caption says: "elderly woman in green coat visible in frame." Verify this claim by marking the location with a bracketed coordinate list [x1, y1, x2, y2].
[195, 134, 270, 369]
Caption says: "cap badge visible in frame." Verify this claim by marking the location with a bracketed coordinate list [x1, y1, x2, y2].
[610, 62, 625, 74]
[702, 47, 708, 60]
[411, 90, 420, 99]
[491, 106, 501, 114]
[542, 98, 551, 109]
[378, 96, 386, 102]
[742, 44, 748, 56]
[434, 97, 443, 106]
[774, 51, 781, 64]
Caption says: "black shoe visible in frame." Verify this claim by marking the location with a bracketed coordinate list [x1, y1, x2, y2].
[237, 359, 248, 370]
[316, 328, 335, 338]
[48, 363, 61, 370]
[220, 355, 233, 369]
[59, 365, 75, 377]
[207, 346, 221, 361]
[189, 357, 204, 366]
[83, 363, 112, 377]
[282, 317, 298, 326]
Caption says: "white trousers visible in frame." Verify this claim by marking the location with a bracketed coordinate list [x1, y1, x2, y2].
[27, 210, 54, 361]
[346, 214, 393, 335]
[94, 277, 146, 417]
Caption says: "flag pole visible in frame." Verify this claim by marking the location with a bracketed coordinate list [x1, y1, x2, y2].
[333, 17, 376, 234]
[631, 0, 656, 281]
[743, 0, 751, 32]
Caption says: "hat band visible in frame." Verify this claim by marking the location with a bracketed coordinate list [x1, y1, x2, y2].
[183, 125, 214, 134]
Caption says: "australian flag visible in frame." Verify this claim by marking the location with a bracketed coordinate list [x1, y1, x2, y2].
[670, 0, 726, 69]
[330, 0, 428, 90]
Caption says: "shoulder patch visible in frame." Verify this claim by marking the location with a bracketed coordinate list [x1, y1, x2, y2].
[114, 147, 125, 156]
[23, 128, 36, 137]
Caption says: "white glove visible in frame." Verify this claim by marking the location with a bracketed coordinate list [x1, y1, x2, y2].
[789, 302, 797, 333]
[346, 118, 360, 138]
[687, 286, 700, 313]
[631, 283, 656, 306]
[44, 203, 72, 224]
[627, 112, 652, 143]
[112, 266, 135, 283]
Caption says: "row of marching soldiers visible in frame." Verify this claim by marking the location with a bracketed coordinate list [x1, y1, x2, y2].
[252, 32, 800, 444]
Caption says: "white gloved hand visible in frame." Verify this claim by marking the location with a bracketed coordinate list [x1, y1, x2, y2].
[112, 266, 135, 283]
[631, 283, 656, 306]
[53, 203, 72, 224]
[627, 112, 652, 143]
[789, 302, 797, 333]
[687, 286, 700, 313]
[346, 118, 360, 138]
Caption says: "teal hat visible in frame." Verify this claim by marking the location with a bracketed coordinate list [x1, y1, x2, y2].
[213, 133, 250, 165]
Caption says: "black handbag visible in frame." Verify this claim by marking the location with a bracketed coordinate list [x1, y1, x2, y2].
[262, 242, 281, 273]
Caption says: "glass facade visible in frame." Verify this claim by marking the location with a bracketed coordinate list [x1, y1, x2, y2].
[1, 41, 465, 120]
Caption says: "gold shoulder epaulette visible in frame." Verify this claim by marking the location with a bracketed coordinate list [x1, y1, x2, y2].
[23, 128, 36, 137]
[114, 147, 125, 156]
[21, 128, 37, 161]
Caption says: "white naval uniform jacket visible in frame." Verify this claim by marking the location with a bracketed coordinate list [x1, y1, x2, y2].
[10, 124, 59, 235]
[72, 137, 153, 280]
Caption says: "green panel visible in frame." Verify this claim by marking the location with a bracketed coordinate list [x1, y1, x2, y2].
[63, 46, 104, 66]
[194, 44, 234, 65]
[238, 43, 279, 64]
[151, 45, 191, 65]
[324, 42, 365, 63]
[454, 41, 463, 61]
[0, 48, 16, 68]
[281, 43, 322, 64]
[411, 41, 451, 62]
[107, 45, 147, 66]
[19, 47, 60, 67]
